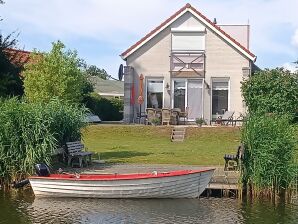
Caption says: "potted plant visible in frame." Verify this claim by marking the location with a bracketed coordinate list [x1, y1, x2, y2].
[195, 118, 206, 127]
[151, 117, 160, 126]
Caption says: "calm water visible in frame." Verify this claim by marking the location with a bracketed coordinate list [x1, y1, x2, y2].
[0, 189, 297, 224]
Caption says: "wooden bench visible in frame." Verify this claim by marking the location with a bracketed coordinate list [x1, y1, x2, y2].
[66, 141, 93, 168]
[224, 144, 244, 171]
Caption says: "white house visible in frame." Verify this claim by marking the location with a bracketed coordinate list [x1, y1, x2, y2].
[120, 3, 257, 124]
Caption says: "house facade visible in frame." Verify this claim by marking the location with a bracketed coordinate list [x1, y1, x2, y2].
[121, 4, 257, 124]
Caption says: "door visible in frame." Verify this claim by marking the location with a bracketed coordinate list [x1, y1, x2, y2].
[172, 79, 203, 120]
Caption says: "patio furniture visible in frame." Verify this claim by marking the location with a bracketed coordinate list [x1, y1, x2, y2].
[215, 111, 234, 126]
[146, 108, 156, 125]
[232, 116, 244, 126]
[161, 108, 171, 125]
[224, 144, 244, 171]
[171, 108, 180, 125]
[66, 141, 93, 168]
[178, 107, 188, 125]
[135, 111, 147, 124]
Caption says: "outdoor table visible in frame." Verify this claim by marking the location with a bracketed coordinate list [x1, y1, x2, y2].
[170, 110, 179, 125]
[136, 112, 147, 124]
[232, 119, 244, 126]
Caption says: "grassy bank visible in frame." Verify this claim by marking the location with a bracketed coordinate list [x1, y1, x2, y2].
[82, 125, 241, 165]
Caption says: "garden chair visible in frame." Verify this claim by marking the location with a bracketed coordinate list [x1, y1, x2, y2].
[146, 108, 156, 125]
[171, 108, 181, 125]
[66, 141, 93, 168]
[178, 107, 188, 125]
[216, 111, 234, 126]
[161, 108, 171, 125]
[224, 144, 244, 171]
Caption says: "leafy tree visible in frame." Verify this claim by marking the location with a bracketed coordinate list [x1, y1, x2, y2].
[24, 41, 92, 104]
[84, 64, 110, 80]
[0, 1, 25, 97]
[0, 33, 24, 97]
[241, 68, 298, 119]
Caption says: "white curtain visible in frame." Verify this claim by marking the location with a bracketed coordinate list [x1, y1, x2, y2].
[147, 81, 163, 93]
[187, 80, 203, 119]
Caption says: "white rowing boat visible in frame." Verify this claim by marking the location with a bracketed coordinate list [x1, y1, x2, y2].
[29, 169, 214, 198]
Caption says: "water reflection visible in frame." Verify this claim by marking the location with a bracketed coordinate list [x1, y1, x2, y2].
[27, 197, 242, 224]
[1, 190, 298, 224]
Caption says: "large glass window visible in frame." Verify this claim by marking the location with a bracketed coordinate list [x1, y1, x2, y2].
[147, 79, 163, 109]
[173, 80, 186, 111]
[212, 79, 229, 116]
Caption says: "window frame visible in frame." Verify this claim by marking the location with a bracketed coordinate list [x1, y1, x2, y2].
[211, 77, 230, 119]
[171, 78, 204, 119]
[145, 77, 164, 109]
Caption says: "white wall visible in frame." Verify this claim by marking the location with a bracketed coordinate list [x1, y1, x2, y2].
[125, 11, 251, 122]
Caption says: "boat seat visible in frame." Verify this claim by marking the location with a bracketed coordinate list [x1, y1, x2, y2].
[66, 141, 93, 168]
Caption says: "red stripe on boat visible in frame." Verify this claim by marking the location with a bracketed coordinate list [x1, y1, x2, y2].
[29, 169, 215, 181]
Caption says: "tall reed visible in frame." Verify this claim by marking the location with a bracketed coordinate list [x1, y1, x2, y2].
[0, 98, 86, 186]
[241, 114, 297, 199]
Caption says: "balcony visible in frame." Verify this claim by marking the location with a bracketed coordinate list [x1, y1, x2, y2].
[170, 52, 205, 78]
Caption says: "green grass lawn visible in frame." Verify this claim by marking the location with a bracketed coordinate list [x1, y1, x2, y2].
[82, 125, 241, 165]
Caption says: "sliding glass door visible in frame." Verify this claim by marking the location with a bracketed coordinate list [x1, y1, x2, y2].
[187, 79, 203, 120]
[173, 80, 186, 112]
[172, 79, 203, 120]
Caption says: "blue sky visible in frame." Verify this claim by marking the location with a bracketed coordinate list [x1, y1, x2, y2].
[1, 0, 298, 78]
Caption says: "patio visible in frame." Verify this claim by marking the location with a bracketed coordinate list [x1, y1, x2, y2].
[134, 108, 243, 126]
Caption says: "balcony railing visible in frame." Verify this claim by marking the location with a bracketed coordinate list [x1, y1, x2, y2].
[170, 52, 205, 77]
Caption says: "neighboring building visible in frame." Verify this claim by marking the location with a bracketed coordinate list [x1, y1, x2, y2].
[89, 76, 124, 99]
[5, 48, 31, 65]
[120, 3, 257, 124]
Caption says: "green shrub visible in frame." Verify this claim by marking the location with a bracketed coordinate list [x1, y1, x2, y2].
[241, 114, 297, 197]
[0, 98, 86, 185]
[83, 92, 123, 121]
[241, 68, 298, 120]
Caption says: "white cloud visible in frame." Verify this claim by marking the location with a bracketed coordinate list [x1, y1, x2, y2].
[292, 29, 298, 48]
[2, 0, 298, 47]
[282, 62, 298, 73]
[1, 0, 298, 77]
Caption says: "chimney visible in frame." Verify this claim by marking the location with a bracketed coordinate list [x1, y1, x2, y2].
[213, 18, 217, 24]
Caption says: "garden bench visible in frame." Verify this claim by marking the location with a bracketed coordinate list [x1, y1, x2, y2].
[224, 144, 244, 171]
[66, 141, 93, 168]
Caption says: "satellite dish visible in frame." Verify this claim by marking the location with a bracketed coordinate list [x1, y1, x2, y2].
[118, 64, 124, 81]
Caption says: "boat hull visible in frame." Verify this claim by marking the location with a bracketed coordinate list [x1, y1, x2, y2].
[29, 169, 214, 199]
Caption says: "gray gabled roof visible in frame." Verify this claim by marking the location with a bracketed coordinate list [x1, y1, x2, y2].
[89, 76, 124, 96]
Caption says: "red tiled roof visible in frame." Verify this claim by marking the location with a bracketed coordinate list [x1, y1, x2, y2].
[189, 5, 256, 59]
[4, 48, 32, 65]
[121, 3, 256, 61]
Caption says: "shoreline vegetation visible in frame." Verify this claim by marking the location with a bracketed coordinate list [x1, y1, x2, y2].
[0, 98, 86, 187]
[241, 69, 298, 201]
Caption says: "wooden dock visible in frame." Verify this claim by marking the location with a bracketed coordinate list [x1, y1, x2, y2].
[207, 167, 240, 190]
